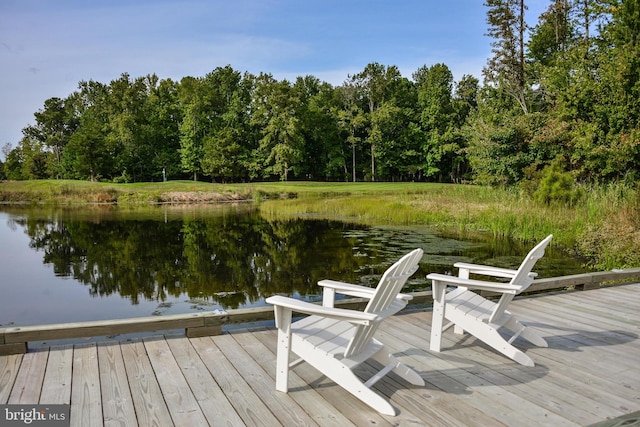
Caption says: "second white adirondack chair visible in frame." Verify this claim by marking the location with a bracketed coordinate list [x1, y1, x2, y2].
[265, 248, 424, 416]
[427, 235, 553, 367]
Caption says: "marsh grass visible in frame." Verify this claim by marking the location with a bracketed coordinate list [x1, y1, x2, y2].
[1, 179, 637, 268]
[258, 183, 638, 269]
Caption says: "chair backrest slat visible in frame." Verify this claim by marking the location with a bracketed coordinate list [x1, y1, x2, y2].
[344, 248, 423, 358]
[487, 235, 553, 324]
[508, 234, 553, 293]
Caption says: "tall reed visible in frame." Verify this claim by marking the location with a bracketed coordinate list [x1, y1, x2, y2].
[258, 183, 638, 269]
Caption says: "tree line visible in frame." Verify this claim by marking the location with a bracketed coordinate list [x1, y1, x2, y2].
[2, 0, 639, 190]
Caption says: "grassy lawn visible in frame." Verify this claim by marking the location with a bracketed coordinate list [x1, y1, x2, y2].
[0, 179, 448, 201]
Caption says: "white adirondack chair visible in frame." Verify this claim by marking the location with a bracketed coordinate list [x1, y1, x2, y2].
[427, 235, 553, 367]
[265, 248, 424, 416]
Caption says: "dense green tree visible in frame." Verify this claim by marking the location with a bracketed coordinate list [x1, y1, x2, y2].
[249, 74, 304, 181]
[528, 0, 574, 67]
[19, 136, 49, 179]
[291, 76, 342, 180]
[349, 63, 403, 181]
[63, 109, 112, 181]
[336, 82, 367, 181]
[145, 77, 182, 181]
[59, 80, 114, 180]
[178, 76, 206, 181]
[414, 64, 456, 180]
[484, 0, 528, 113]
[9, 0, 640, 187]
[22, 96, 79, 178]
[104, 73, 153, 182]
[201, 67, 252, 182]
[2, 143, 24, 180]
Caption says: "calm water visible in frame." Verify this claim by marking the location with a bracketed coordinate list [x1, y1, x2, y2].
[0, 204, 590, 328]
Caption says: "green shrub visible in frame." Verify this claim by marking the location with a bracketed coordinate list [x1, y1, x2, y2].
[533, 157, 584, 206]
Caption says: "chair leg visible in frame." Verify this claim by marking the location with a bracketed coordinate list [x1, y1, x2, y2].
[273, 306, 292, 392]
[445, 310, 535, 366]
[430, 282, 447, 352]
[293, 339, 398, 415]
[503, 316, 548, 347]
[468, 322, 535, 366]
[371, 350, 425, 386]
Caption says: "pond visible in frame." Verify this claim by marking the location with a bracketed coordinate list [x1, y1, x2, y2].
[0, 204, 591, 328]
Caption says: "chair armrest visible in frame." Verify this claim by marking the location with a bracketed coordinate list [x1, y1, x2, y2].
[427, 273, 520, 294]
[396, 292, 413, 301]
[453, 262, 538, 279]
[318, 280, 376, 298]
[317, 280, 412, 308]
[266, 295, 378, 326]
[319, 280, 413, 300]
[453, 262, 518, 279]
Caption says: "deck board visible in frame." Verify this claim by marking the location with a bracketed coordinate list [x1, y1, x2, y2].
[70, 343, 102, 427]
[97, 342, 138, 427]
[231, 330, 357, 427]
[120, 339, 173, 427]
[216, 333, 321, 426]
[1, 283, 639, 426]
[0, 354, 21, 404]
[8, 349, 48, 404]
[164, 336, 245, 426]
[40, 344, 72, 404]
[189, 336, 283, 426]
[144, 337, 209, 426]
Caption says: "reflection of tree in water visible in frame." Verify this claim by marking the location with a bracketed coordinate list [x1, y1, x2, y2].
[19, 211, 372, 309]
[13, 208, 590, 311]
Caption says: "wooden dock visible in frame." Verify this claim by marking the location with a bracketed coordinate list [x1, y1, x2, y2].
[1, 283, 639, 426]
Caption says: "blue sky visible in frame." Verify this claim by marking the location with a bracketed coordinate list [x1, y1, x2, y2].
[0, 0, 548, 152]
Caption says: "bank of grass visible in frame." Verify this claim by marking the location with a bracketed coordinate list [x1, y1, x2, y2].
[0, 180, 448, 204]
[1, 179, 638, 269]
[259, 185, 571, 241]
[258, 182, 640, 270]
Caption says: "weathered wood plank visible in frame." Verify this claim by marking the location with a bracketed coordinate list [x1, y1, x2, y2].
[375, 318, 574, 426]
[525, 346, 640, 409]
[232, 330, 357, 427]
[120, 339, 172, 427]
[253, 328, 395, 427]
[529, 269, 640, 292]
[39, 344, 72, 404]
[552, 289, 640, 322]
[97, 342, 138, 427]
[214, 332, 319, 426]
[2, 313, 207, 344]
[397, 311, 608, 424]
[515, 298, 640, 357]
[0, 353, 22, 404]
[7, 349, 48, 404]
[189, 336, 283, 427]
[0, 342, 27, 356]
[164, 336, 245, 426]
[70, 343, 103, 427]
[373, 316, 514, 426]
[2, 271, 640, 351]
[185, 325, 221, 338]
[517, 295, 640, 346]
[143, 336, 208, 427]
[1, 283, 639, 426]
[512, 301, 640, 381]
[354, 356, 485, 427]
